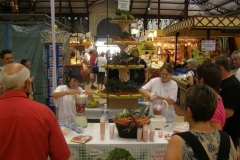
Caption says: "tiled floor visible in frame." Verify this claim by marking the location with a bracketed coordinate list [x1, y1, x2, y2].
[83, 82, 184, 123]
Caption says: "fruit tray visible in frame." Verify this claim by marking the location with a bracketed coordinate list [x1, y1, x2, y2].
[101, 64, 144, 69]
[95, 91, 143, 99]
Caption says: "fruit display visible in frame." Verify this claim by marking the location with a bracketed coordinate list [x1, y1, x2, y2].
[101, 51, 144, 69]
[112, 9, 134, 20]
[112, 31, 135, 42]
[148, 61, 163, 69]
[113, 108, 151, 128]
[86, 99, 99, 108]
[96, 79, 142, 98]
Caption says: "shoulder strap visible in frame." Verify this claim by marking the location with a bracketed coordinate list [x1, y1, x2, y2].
[217, 131, 230, 160]
[176, 132, 210, 160]
[95, 58, 98, 66]
[190, 71, 194, 77]
[192, 70, 197, 85]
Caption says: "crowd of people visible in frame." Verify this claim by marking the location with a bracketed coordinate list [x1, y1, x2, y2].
[170, 55, 240, 159]
[1, 47, 240, 159]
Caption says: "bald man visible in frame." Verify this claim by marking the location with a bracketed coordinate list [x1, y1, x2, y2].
[0, 63, 70, 159]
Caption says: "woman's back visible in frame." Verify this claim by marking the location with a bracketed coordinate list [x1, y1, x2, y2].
[182, 130, 235, 160]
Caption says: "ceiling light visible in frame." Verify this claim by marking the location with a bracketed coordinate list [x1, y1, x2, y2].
[148, 8, 150, 10]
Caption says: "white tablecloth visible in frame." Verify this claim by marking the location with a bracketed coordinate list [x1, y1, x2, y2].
[64, 122, 185, 160]
[65, 123, 169, 145]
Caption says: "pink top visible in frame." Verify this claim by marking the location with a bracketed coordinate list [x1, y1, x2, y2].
[210, 97, 226, 130]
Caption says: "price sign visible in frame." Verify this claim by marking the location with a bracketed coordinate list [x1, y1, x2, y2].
[201, 40, 216, 51]
[118, 0, 130, 11]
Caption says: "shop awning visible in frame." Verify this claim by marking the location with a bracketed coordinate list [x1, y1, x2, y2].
[163, 16, 240, 35]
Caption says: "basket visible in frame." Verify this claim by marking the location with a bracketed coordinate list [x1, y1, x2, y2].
[115, 124, 139, 139]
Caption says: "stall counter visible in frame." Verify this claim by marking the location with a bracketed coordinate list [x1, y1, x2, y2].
[171, 76, 187, 104]
[65, 123, 176, 160]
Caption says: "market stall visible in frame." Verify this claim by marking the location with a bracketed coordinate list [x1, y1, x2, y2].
[64, 123, 187, 160]
[171, 76, 187, 105]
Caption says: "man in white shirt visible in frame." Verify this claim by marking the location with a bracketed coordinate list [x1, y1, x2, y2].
[231, 50, 240, 81]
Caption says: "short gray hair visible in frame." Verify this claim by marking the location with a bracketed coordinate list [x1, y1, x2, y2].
[231, 50, 240, 58]
[187, 58, 198, 67]
[0, 65, 30, 92]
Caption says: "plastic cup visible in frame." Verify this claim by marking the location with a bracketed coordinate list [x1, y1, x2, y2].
[109, 125, 114, 139]
[158, 131, 163, 138]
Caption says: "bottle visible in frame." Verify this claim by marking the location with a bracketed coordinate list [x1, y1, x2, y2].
[102, 104, 109, 127]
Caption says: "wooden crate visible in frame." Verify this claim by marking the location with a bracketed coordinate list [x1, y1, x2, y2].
[108, 98, 138, 109]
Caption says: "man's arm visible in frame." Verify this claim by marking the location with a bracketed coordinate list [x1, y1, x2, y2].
[52, 89, 80, 100]
[27, 76, 34, 100]
[221, 81, 240, 118]
[144, 68, 148, 83]
[225, 108, 234, 119]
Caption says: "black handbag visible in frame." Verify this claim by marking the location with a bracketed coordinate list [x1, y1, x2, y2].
[92, 58, 99, 74]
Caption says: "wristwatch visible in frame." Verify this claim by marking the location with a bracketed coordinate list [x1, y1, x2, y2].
[28, 92, 34, 95]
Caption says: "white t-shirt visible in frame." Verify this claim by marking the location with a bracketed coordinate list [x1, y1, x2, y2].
[95, 57, 107, 72]
[187, 70, 194, 77]
[53, 85, 86, 122]
[236, 68, 240, 81]
[142, 77, 178, 123]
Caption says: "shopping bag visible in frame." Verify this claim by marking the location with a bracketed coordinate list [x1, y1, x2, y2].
[92, 66, 99, 74]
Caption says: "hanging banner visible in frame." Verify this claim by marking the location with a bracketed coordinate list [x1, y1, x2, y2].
[118, 0, 130, 11]
[201, 40, 216, 51]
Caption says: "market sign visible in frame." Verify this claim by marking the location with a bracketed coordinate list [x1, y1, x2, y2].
[201, 40, 216, 51]
[118, 0, 129, 11]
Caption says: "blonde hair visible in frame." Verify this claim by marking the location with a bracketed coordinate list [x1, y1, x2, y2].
[0, 65, 30, 92]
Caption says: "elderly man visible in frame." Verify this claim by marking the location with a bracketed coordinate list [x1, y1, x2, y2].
[0, 63, 70, 159]
[231, 50, 240, 81]
[186, 58, 198, 86]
